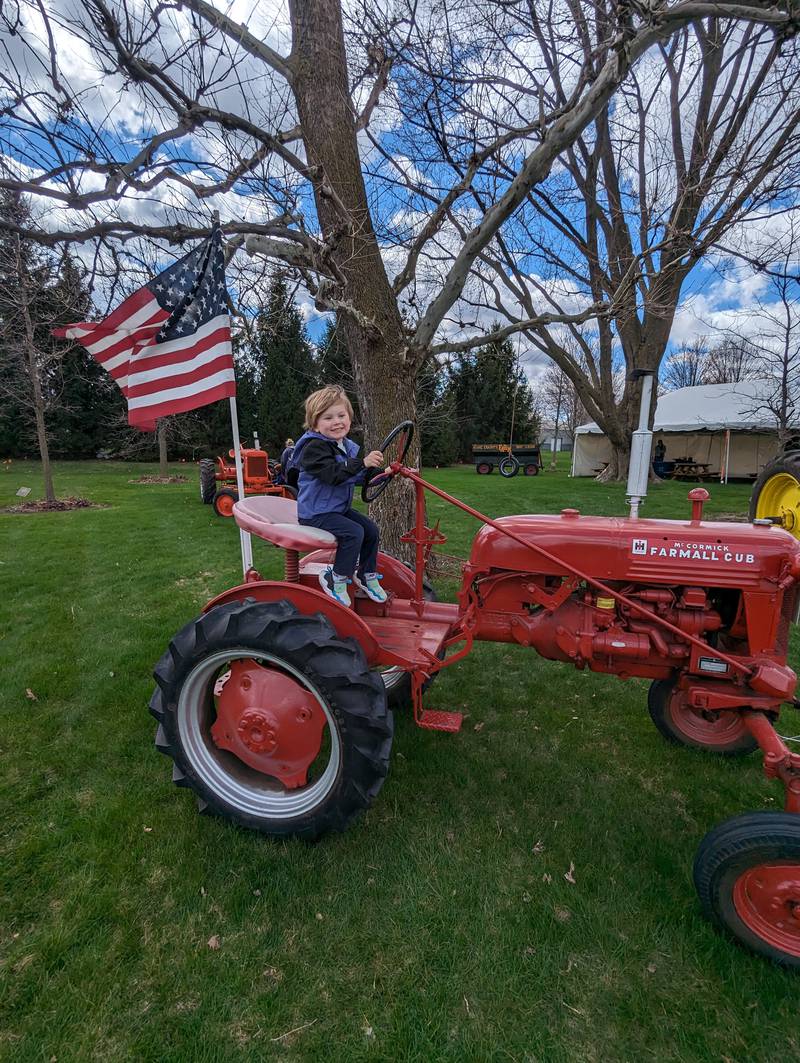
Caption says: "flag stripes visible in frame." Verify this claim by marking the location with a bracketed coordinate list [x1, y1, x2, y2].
[52, 226, 235, 430]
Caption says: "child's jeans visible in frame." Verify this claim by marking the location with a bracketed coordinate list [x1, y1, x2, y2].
[299, 509, 379, 577]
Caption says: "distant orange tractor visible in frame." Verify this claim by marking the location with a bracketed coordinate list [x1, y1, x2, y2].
[199, 445, 295, 517]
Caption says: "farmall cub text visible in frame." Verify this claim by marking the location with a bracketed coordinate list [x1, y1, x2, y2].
[152, 422, 800, 969]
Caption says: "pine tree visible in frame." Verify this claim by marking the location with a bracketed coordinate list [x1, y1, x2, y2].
[251, 274, 317, 451]
[315, 319, 362, 436]
[418, 358, 458, 466]
[444, 329, 538, 461]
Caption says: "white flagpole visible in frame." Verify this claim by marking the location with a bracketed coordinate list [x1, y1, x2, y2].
[229, 395, 253, 576]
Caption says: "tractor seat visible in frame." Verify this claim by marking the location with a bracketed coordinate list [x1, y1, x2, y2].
[233, 495, 336, 551]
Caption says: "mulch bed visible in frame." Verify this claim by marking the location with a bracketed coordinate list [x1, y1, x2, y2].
[127, 475, 189, 484]
[4, 496, 97, 514]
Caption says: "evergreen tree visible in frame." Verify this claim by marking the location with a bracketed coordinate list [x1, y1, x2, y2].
[444, 329, 538, 461]
[47, 254, 127, 457]
[252, 274, 317, 451]
[315, 319, 362, 437]
[417, 358, 459, 466]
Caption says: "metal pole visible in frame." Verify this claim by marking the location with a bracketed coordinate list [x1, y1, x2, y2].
[229, 395, 253, 575]
[626, 370, 655, 519]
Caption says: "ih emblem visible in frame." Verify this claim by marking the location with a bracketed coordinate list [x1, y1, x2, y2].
[632, 538, 648, 556]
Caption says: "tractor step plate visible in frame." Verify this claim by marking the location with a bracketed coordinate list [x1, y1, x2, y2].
[417, 710, 463, 733]
[363, 615, 452, 667]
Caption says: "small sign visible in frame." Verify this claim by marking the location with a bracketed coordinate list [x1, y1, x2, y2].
[632, 538, 648, 555]
[15, 487, 31, 497]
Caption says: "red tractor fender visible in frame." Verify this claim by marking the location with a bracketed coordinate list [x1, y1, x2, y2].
[202, 580, 380, 663]
[300, 548, 418, 598]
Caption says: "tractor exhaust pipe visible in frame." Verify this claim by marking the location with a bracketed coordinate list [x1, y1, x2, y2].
[626, 370, 655, 520]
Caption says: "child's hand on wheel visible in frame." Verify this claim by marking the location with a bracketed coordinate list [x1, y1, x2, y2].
[363, 450, 384, 468]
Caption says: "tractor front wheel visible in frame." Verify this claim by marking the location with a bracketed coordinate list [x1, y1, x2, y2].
[749, 451, 800, 541]
[149, 599, 393, 839]
[647, 679, 757, 755]
[199, 459, 216, 504]
[694, 812, 800, 968]
[213, 488, 238, 517]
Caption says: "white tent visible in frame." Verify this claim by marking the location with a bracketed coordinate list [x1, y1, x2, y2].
[571, 381, 798, 478]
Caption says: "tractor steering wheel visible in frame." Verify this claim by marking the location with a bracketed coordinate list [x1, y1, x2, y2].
[361, 420, 415, 504]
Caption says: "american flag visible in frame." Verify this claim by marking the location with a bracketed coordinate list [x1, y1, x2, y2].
[53, 225, 235, 431]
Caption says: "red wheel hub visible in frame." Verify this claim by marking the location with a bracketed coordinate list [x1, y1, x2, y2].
[668, 688, 748, 746]
[733, 863, 800, 956]
[210, 660, 327, 788]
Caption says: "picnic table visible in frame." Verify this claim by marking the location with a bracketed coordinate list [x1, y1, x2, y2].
[670, 461, 714, 482]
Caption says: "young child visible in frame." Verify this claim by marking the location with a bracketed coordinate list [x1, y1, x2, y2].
[291, 385, 387, 608]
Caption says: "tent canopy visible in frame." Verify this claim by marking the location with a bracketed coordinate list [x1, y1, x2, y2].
[571, 381, 799, 478]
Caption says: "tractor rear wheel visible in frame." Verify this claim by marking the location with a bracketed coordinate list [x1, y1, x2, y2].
[149, 599, 393, 839]
[199, 459, 216, 504]
[213, 488, 238, 517]
[694, 812, 800, 968]
[749, 451, 800, 541]
[647, 679, 757, 755]
[499, 456, 519, 477]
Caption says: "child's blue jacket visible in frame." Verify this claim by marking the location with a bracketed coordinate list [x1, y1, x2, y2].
[290, 431, 369, 519]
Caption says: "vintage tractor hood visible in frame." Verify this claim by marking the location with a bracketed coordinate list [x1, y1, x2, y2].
[468, 510, 800, 591]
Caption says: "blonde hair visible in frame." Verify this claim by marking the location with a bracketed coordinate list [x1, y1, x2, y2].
[303, 385, 353, 430]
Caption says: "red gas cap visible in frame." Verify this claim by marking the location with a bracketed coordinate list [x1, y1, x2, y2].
[688, 488, 709, 522]
[561, 508, 580, 519]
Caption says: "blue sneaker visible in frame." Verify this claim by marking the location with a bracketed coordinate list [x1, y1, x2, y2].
[319, 566, 351, 607]
[353, 570, 388, 603]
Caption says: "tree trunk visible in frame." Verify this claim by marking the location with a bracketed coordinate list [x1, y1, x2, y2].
[290, 0, 418, 560]
[157, 421, 168, 477]
[21, 285, 55, 502]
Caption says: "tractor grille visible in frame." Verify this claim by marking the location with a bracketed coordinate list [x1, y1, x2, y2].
[248, 456, 268, 478]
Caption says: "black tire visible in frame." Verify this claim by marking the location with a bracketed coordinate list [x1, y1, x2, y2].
[149, 599, 393, 839]
[694, 811, 800, 968]
[379, 575, 441, 708]
[524, 463, 539, 476]
[199, 459, 217, 504]
[647, 679, 757, 756]
[749, 451, 800, 540]
[499, 456, 519, 478]
[476, 462, 492, 475]
[213, 487, 238, 517]
[282, 484, 298, 500]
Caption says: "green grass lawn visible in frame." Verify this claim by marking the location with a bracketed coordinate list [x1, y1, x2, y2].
[1, 457, 798, 1062]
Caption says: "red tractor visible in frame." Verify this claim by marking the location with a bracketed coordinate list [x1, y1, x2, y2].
[154, 422, 800, 968]
[199, 444, 294, 517]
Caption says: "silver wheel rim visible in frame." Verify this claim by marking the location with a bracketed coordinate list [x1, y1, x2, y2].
[375, 665, 407, 693]
[177, 646, 341, 820]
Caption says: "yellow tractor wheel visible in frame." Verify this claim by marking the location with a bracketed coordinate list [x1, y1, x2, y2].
[749, 452, 800, 540]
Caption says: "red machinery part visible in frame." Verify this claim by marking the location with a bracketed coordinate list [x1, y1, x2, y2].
[210, 659, 327, 788]
[733, 863, 800, 958]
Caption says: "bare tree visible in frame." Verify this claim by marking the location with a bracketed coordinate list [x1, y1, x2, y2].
[744, 272, 800, 446]
[0, 195, 90, 499]
[0, 0, 796, 536]
[380, 6, 800, 477]
[704, 336, 763, 384]
[661, 338, 708, 390]
[539, 361, 587, 466]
